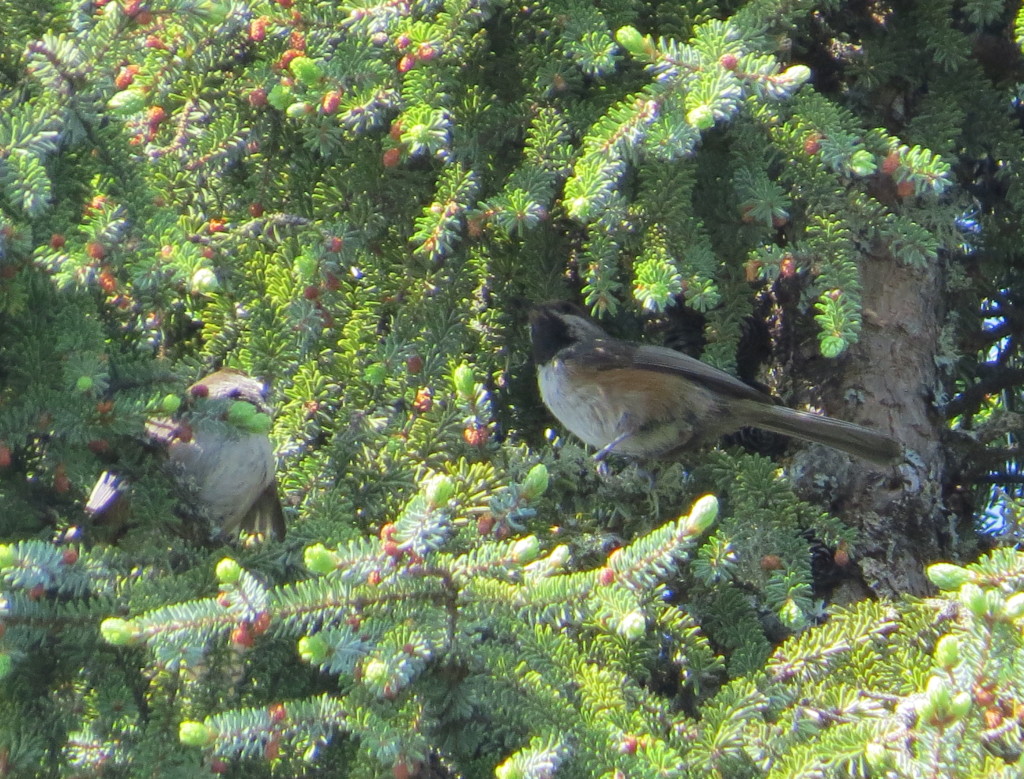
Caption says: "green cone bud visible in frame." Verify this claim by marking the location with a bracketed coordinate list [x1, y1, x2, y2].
[0, 544, 14, 569]
[779, 599, 806, 630]
[927, 562, 971, 590]
[521, 463, 549, 501]
[960, 583, 989, 619]
[819, 335, 846, 358]
[215, 557, 242, 585]
[525, 544, 570, 577]
[684, 494, 718, 536]
[267, 83, 294, 111]
[617, 610, 646, 641]
[363, 363, 387, 386]
[193, 0, 230, 24]
[100, 617, 139, 646]
[161, 393, 182, 414]
[780, 64, 811, 86]
[925, 675, 952, 711]
[686, 105, 715, 130]
[286, 101, 312, 119]
[190, 267, 220, 294]
[615, 26, 647, 56]
[304, 543, 339, 575]
[511, 535, 540, 564]
[547, 545, 570, 570]
[179, 720, 216, 747]
[243, 411, 273, 435]
[849, 149, 877, 176]
[226, 399, 257, 426]
[288, 57, 323, 86]
[0, 653, 10, 680]
[495, 762, 524, 779]
[424, 474, 455, 507]
[934, 635, 959, 670]
[293, 253, 319, 281]
[298, 634, 329, 665]
[108, 88, 147, 116]
[949, 691, 971, 720]
[452, 363, 475, 399]
[1003, 592, 1024, 620]
[76, 376, 95, 393]
[363, 658, 388, 686]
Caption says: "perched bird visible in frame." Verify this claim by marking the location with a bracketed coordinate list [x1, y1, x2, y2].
[86, 369, 286, 540]
[528, 301, 902, 466]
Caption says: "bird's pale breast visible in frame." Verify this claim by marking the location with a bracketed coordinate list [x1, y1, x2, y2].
[167, 429, 274, 531]
[538, 358, 719, 457]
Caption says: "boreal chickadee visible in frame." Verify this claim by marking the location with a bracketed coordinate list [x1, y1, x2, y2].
[529, 301, 901, 466]
[86, 369, 286, 540]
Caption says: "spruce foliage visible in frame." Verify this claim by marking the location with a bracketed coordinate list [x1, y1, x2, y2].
[1, 0, 1024, 776]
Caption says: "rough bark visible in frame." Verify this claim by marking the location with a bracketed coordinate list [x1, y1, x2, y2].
[792, 247, 952, 597]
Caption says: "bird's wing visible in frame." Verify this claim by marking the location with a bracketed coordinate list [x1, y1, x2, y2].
[579, 340, 772, 404]
[144, 416, 179, 446]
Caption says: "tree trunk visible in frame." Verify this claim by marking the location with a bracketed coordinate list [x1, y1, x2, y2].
[792, 247, 953, 597]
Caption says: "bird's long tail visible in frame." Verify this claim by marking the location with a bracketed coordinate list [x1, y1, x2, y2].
[740, 401, 902, 466]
